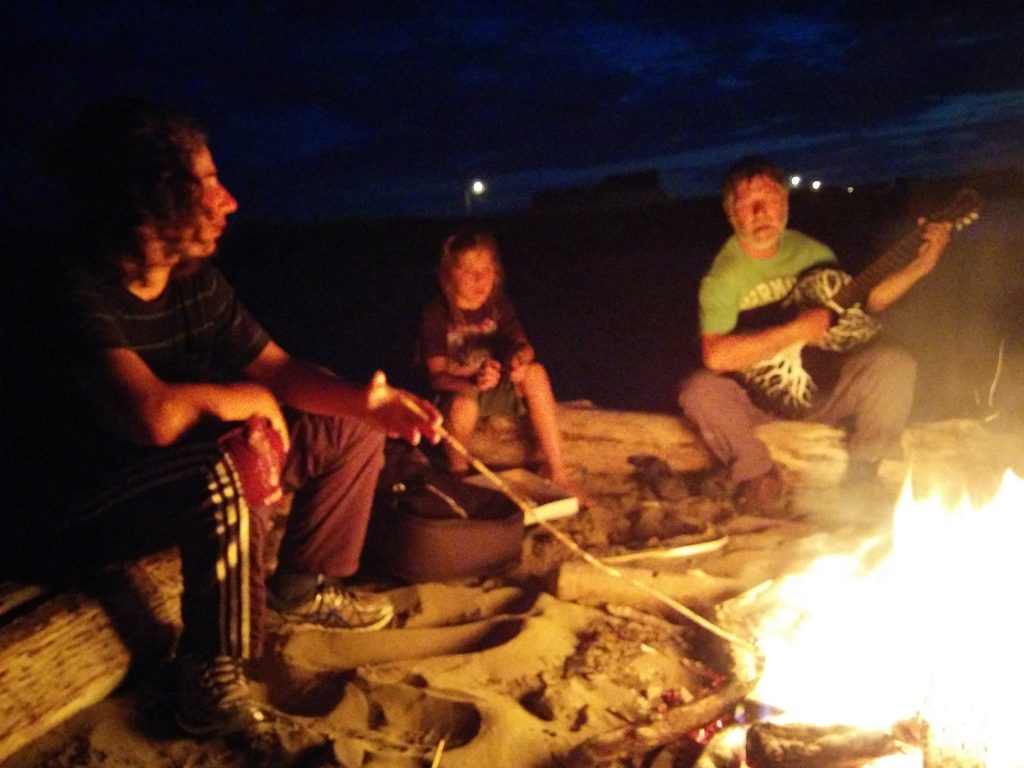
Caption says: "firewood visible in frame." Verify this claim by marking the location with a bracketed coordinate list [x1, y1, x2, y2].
[745, 721, 901, 767]
[0, 549, 182, 761]
[559, 673, 757, 767]
[553, 560, 747, 617]
[556, 404, 711, 476]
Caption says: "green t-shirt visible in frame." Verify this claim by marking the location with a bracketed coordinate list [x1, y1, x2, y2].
[698, 229, 837, 335]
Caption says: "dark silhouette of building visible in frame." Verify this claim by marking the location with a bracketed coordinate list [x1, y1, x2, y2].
[532, 169, 671, 212]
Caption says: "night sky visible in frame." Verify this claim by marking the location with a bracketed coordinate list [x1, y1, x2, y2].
[4, 2, 1023, 222]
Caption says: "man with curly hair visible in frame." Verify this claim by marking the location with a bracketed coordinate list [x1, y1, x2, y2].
[9, 100, 441, 740]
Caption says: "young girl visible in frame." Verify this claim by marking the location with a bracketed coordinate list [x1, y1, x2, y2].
[420, 229, 575, 493]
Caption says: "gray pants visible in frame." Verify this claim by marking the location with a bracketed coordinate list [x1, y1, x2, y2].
[678, 342, 917, 483]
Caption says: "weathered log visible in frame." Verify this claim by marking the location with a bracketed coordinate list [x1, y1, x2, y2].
[553, 560, 748, 617]
[465, 404, 712, 477]
[0, 549, 183, 762]
[557, 404, 711, 476]
[745, 721, 901, 768]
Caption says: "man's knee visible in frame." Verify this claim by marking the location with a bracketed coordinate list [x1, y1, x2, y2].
[287, 411, 385, 478]
[335, 413, 386, 458]
[678, 369, 726, 417]
[866, 344, 917, 391]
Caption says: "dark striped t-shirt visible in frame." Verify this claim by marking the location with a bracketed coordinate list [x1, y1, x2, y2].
[9, 262, 270, 508]
[65, 262, 270, 384]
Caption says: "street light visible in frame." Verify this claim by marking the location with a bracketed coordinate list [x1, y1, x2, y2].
[465, 178, 486, 214]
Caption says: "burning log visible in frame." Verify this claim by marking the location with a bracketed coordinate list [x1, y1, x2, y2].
[559, 673, 758, 768]
[745, 721, 902, 767]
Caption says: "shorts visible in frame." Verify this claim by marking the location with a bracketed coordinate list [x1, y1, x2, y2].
[436, 376, 527, 420]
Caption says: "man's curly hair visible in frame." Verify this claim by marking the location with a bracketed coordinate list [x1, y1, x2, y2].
[61, 99, 209, 269]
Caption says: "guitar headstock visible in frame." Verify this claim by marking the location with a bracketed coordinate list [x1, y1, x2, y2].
[931, 188, 983, 231]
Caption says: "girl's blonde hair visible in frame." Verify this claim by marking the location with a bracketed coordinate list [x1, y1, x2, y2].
[438, 228, 505, 320]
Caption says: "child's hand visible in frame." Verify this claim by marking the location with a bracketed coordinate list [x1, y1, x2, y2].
[507, 345, 534, 384]
[475, 358, 501, 391]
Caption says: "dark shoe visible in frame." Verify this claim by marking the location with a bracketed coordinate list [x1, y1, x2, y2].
[628, 454, 692, 501]
[697, 466, 737, 502]
[735, 465, 788, 516]
[268, 574, 394, 631]
[175, 654, 272, 737]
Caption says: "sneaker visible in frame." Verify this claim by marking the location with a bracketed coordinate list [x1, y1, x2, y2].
[175, 654, 272, 737]
[268, 574, 394, 631]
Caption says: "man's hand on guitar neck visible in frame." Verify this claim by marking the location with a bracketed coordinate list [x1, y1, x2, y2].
[866, 218, 952, 313]
[913, 218, 953, 274]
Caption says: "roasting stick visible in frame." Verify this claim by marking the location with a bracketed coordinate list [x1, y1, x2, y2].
[430, 738, 446, 768]
[399, 393, 760, 655]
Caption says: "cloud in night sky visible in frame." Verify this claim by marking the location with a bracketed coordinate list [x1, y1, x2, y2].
[3, 2, 1023, 221]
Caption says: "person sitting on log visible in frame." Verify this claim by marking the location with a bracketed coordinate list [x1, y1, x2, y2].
[419, 228, 578, 495]
[677, 155, 953, 514]
[6, 99, 441, 742]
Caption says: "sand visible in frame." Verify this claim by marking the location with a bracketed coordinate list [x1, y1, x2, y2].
[5, 405, 1022, 768]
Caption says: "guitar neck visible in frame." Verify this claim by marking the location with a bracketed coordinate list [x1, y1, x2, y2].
[829, 187, 982, 311]
[831, 229, 925, 309]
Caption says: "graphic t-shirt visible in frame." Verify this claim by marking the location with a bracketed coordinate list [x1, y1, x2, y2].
[420, 293, 527, 374]
[698, 229, 837, 335]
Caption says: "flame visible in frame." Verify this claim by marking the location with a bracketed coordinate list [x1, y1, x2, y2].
[747, 468, 1024, 766]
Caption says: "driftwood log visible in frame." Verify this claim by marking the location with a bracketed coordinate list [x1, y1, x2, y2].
[559, 673, 757, 767]
[468, 404, 712, 477]
[553, 560, 748, 616]
[0, 550, 183, 762]
[745, 722, 901, 767]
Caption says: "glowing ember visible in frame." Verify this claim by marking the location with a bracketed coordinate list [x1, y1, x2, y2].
[747, 468, 1024, 767]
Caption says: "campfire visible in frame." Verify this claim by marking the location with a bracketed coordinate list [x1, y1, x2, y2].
[711, 467, 1024, 767]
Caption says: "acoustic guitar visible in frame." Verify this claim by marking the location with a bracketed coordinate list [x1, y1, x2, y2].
[738, 188, 983, 417]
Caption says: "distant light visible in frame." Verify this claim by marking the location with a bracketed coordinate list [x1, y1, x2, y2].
[465, 178, 487, 214]
[847, 186, 855, 194]
[811, 180, 822, 191]
[790, 175, 802, 188]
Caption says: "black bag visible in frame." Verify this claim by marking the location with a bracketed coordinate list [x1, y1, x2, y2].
[366, 448, 524, 582]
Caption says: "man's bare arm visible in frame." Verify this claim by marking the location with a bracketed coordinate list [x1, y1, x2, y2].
[245, 341, 441, 446]
[92, 348, 287, 448]
[702, 308, 831, 372]
[866, 220, 952, 313]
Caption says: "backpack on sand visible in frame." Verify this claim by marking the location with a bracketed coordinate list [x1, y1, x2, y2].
[365, 445, 524, 583]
